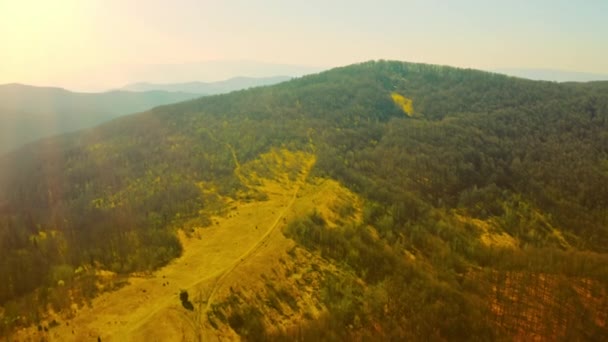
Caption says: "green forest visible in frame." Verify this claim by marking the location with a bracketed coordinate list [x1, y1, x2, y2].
[0, 61, 607, 339]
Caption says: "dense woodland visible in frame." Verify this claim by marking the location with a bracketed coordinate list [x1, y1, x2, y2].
[0, 61, 607, 339]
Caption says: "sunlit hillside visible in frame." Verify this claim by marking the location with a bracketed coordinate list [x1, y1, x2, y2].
[0, 61, 607, 340]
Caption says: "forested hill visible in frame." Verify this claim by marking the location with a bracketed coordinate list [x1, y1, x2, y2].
[1, 61, 607, 339]
[0, 84, 200, 155]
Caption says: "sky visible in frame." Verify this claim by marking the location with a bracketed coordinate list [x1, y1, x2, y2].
[1, 0, 607, 91]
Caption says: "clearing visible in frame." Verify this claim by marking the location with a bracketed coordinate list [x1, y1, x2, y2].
[15, 149, 323, 341]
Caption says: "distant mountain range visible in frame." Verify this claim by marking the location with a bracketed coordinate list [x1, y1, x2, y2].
[121, 76, 292, 94]
[494, 68, 608, 82]
[41, 60, 324, 91]
[0, 75, 298, 155]
[0, 84, 200, 155]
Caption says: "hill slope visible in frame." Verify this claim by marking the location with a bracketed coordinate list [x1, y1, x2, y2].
[0, 61, 607, 340]
[0, 84, 201, 155]
[121, 76, 291, 94]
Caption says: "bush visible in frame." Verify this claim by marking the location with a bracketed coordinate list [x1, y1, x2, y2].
[179, 290, 194, 311]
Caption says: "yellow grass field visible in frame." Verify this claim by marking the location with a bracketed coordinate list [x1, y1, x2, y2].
[15, 149, 362, 341]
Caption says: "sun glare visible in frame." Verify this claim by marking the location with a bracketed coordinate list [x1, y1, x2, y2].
[0, 0, 87, 71]
[1, 0, 81, 34]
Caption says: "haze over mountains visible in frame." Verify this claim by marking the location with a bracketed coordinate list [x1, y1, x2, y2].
[121, 76, 292, 94]
[35, 60, 325, 92]
[0, 75, 294, 155]
[1, 61, 606, 340]
[494, 68, 608, 82]
[113, 60, 322, 87]
[0, 84, 200, 155]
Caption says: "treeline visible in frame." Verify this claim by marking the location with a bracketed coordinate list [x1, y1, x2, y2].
[282, 211, 497, 340]
[280, 203, 607, 340]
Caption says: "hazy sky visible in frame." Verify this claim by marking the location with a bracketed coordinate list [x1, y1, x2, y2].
[1, 0, 607, 90]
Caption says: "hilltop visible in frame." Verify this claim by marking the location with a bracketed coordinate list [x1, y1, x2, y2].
[0, 61, 606, 340]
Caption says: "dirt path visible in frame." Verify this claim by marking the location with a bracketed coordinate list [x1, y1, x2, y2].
[203, 161, 312, 314]
[204, 192, 291, 311]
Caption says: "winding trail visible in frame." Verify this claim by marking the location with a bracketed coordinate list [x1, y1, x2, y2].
[196, 130, 316, 339]
[203, 166, 311, 315]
